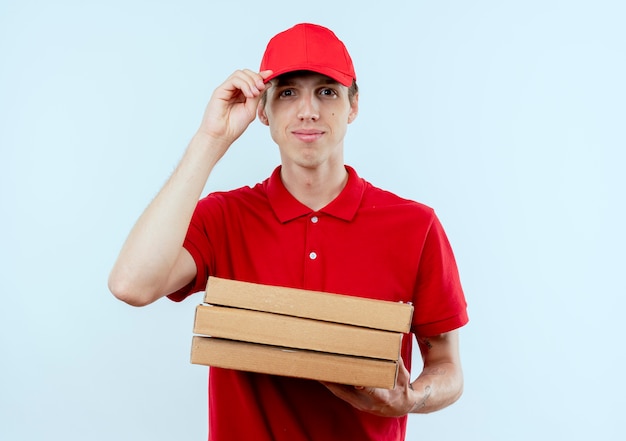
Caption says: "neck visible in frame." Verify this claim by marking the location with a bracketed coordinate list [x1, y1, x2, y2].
[280, 163, 348, 211]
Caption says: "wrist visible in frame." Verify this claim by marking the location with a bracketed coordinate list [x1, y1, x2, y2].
[188, 131, 231, 165]
[407, 382, 431, 414]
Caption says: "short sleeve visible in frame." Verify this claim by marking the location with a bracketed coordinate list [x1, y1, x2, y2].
[166, 197, 218, 302]
[411, 215, 468, 336]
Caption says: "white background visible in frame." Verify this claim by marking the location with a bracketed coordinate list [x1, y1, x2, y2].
[1, 0, 624, 439]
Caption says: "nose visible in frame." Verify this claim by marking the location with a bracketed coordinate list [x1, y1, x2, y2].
[297, 94, 319, 121]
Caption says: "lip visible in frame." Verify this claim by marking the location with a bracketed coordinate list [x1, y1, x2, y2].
[292, 129, 324, 143]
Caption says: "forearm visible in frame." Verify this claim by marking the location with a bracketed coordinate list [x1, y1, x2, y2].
[408, 361, 464, 414]
[108, 132, 228, 305]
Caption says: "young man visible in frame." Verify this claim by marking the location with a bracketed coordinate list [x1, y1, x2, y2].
[109, 23, 468, 441]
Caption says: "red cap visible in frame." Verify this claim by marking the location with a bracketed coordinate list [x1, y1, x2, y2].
[260, 23, 356, 87]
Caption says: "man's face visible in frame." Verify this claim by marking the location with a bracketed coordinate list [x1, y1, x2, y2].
[258, 71, 358, 171]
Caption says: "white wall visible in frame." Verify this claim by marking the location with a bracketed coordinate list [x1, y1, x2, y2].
[1, 0, 624, 439]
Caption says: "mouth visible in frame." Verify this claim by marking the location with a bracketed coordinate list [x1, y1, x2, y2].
[292, 129, 324, 143]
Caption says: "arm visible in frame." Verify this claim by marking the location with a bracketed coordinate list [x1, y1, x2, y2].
[108, 69, 273, 306]
[408, 330, 464, 413]
[322, 330, 463, 417]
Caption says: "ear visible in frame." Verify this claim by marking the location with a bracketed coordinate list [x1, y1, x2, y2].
[347, 92, 359, 124]
[257, 101, 270, 126]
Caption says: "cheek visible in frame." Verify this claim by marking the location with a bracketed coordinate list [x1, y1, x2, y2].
[268, 126, 282, 145]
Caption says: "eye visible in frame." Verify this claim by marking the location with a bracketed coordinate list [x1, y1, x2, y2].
[319, 87, 338, 97]
[279, 88, 295, 98]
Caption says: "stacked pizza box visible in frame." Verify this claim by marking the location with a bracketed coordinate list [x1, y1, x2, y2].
[191, 277, 414, 389]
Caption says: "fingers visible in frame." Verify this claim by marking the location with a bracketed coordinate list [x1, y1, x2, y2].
[322, 381, 389, 416]
[259, 69, 273, 81]
[321, 382, 371, 407]
[199, 68, 273, 141]
[218, 69, 272, 100]
[320, 356, 416, 417]
[396, 355, 411, 386]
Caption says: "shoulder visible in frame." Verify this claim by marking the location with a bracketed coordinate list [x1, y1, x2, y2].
[361, 179, 436, 220]
[197, 180, 269, 208]
[190, 180, 272, 227]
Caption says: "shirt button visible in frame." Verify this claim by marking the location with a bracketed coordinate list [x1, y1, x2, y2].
[311, 216, 319, 223]
[309, 252, 317, 260]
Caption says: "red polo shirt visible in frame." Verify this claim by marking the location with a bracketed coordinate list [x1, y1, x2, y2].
[170, 165, 468, 441]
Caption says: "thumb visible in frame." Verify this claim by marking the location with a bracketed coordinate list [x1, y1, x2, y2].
[396, 355, 411, 387]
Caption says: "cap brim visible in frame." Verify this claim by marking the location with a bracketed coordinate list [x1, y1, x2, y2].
[263, 65, 353, 87]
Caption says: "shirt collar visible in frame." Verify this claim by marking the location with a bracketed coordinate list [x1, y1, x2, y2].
[265, 165, 365, 223]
